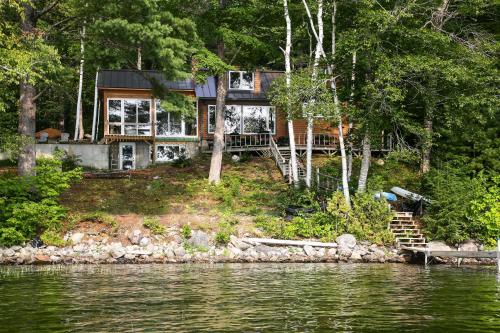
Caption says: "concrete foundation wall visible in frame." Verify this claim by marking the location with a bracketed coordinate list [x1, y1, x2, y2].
[35, 144, 109, 170]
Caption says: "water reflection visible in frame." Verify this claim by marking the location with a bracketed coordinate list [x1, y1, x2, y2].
[0, 264, 498, 332]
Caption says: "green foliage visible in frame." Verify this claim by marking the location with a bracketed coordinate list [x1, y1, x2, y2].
[54, 148, 82, 171]
[423, 165, 499, 246]
[0, 156, 82, 246]
[172, 151, 192, 168]
[215, 218, 236, 245]
[143, 216, 166, 235]
[75, 211, 117, 228]
[40, 229, 67, 247]
[181, 224, 192, 239]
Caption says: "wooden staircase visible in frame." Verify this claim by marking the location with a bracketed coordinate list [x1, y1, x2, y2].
[270, 137, 306, 181]
[390, 212, 427, 248]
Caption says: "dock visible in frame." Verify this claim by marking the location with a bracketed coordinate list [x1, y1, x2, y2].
[402, 239, 500, 273]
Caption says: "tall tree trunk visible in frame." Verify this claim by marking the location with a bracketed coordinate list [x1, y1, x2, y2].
[420, 0, 449, 173]
[329, 0, 350, 207]
[306, 0, 323, 188]
[357, 132, 371, 193]
[208, 17, 227, 184]
[283, 0, 299, 185]
[137, 47, 142, 70]
[421, 113, 432, 173]
[347, 51, 356, 179]
[74, 25, 85, 141]
[18, 78, 37, 176]
[17, 4, 37, 176]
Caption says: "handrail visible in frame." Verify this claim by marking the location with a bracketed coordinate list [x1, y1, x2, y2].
[224, 133, 270, 149]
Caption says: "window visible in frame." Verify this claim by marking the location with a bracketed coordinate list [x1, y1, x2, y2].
[156, 144, 187, 162]
[156, 100, 197, 137]
[229, 71, 254, 90]
[208, 105, 275, 134]
[107, 99, 151, 136]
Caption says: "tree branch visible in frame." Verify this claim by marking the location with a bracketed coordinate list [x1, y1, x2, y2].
[35, 0, 62, 20]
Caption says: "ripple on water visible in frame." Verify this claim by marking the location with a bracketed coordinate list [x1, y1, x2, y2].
[0, 263, 499, 333]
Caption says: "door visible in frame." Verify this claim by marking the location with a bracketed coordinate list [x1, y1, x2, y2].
[119, 142, 136, 170]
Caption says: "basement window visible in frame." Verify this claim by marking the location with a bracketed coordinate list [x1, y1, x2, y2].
[156, 144, 187, 162]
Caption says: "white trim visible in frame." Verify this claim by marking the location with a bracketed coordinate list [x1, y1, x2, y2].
[228, 71, 254, 91]
[119, 142, 136, 170]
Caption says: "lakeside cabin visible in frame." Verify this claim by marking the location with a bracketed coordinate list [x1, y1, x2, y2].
[32, 69, 394, 171]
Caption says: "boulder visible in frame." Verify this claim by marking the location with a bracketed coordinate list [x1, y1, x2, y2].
[336, 234, 357, 249]
[139, 237, 150, 247]
[35, 254, 51, 263]
[70, 233, 85, 244]
[3, 248, 15, 257]
[173, 246, 186, 257]
[428, 241, 453, 251]
[303, 245, 316, 257]
[188, 230, 209, 248]
[129, 230, 142, 245]
[254, 245, 275, 255]
[350, 250, 362, 261]
[50, 255, 62, 263]
[338, 247, 352, 258]
[458, 240, 478, 252]
[229, 235, 251, 251]
[326, 248, 337, 257]
[110, 245, 125, 259]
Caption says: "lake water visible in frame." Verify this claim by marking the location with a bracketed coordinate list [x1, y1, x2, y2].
[0, 263, 498, 332]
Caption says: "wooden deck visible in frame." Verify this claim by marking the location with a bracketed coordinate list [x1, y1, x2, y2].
[402, 243, 500, 272]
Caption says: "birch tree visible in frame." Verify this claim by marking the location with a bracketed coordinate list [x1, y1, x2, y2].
[283, 0, 299, 185]
[302, 0, 351, 206]
[74, 24, 85, 141]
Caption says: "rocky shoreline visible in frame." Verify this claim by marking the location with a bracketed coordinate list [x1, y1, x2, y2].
[0, 231, 494, 266]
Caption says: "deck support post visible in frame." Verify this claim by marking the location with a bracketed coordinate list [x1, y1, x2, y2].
[424, 249, 429, 268]
[497, 238, 500, 274]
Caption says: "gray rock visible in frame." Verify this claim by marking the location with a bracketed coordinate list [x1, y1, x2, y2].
[50, 255, 62, 263]
[188, 230, 209, 248]
[11, 246, 22, 251]
[129, 229, 142, 245]
[173, 246, 186, 257]
[303, 245, 316, 257]
[326, 248, 337, 257]
[229, 235, 251, 251]
[336, 234, 356, 249]
[73, 244, 86, 252]
[124, 253, 136, 260]
[139, 237, 150, 247]
[254, 245, 275, 255]
[70, 232, 85, 244]
[338, 247, 352, 258]
[428, 241, 453, 251]
[110, 245, 125, 259]
[4, 248, 15, 257]
[350, 251, 362, 261]
[458, 240, 478, 252]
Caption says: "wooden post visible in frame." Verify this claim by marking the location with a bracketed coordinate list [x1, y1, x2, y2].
[497, 238, 500, 274]
[316, 167, 320, 192]
[424, 249, 429, 267]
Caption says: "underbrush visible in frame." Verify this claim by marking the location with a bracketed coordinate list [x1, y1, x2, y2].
[143, 216, 166, 235]
[0, 156, 82, 246]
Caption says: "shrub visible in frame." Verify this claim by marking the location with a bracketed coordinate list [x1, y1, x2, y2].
[54, 148, 81, 171]
[77, 212, 117, 228]
[181, 224, 192, 239]
[211, 176, 241, 210]
[423, 166, 499, 246]
[0, 156, 82, 246]
[40, 229, 67, 247]
[215, 219, 234, 245]
[143, 216, 166, 235]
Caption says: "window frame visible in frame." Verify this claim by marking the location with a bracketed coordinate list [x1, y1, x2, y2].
[107, 98, 152, 136]
[155, 99, 198, 138]
[208, 105, 276, 135]
[228, 71, 254, 91]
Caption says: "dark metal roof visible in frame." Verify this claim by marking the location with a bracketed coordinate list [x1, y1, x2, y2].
[98, 70, 283, 100]
[97, 70, 195, 90]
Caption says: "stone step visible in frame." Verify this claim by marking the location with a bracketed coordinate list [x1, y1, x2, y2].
[393, 233, 423, 239]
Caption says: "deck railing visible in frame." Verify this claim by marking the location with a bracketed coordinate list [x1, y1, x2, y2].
[294, 133, 338, 148]
[269, 136, 288, 176]
[224, 133, 271, 149]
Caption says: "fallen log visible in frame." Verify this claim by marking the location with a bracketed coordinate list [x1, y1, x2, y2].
[244, 238, 337, 248]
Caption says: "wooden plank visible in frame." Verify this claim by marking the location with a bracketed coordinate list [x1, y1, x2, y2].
[429, 251, 497, 258]
[245, 238, 338, 248]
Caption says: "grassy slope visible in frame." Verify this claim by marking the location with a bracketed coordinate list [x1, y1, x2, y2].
[59, 154, 420, 237]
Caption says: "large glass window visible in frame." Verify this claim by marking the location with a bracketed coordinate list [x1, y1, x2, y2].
[107, 98, 151, 136]
[229, 71, 254, 90]
[208, 105, 275, 134]
[155, 100, 197, 137]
